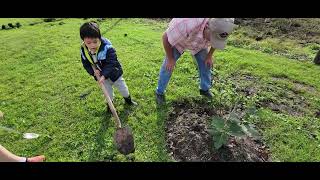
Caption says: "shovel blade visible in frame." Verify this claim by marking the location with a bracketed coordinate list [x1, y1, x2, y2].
[114, 126, 135, 155]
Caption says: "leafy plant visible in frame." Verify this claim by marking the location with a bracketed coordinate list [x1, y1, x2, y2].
[209, 106, 260, 149]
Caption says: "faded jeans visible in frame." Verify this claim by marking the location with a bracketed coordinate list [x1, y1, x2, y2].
[156, 47, 212, 95]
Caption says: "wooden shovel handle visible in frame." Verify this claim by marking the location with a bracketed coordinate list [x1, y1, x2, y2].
[91, 65, 122, 128]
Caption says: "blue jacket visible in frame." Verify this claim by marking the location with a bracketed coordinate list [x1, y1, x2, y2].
[81, 37, 123, 82]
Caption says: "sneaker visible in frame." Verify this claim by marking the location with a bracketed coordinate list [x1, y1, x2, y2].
[156, 93, 166, 105]
[200, 89, 213, 98]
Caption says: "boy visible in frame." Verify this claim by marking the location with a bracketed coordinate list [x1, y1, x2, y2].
[80, 22, 137, 108]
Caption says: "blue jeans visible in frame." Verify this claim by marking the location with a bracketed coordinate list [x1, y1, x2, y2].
[156, 47, 212, 95]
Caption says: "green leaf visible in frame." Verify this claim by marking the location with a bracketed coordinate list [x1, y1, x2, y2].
[242, 124, 260, 138]
[211, 116, 225, 130]
[229, 121, 245, 137]
[207, 128, 214, 135]
[211, 130, 221, 138]
[214, 132, 228, 149]
[247, 106, 257, 115]
[229, 112, 241, 123]
[247, 125, 260, 138]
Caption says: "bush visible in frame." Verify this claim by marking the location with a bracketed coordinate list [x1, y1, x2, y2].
[43, 18, 56, 22]
[16, 22, 21, 28]
[314, 50, 320, 65]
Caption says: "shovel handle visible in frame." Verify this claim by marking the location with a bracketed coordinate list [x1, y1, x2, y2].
[91, 65, 122, 128]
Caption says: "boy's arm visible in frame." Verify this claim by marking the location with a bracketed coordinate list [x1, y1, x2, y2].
[81, 53, 95, 76]
[100, 47, 120, 79]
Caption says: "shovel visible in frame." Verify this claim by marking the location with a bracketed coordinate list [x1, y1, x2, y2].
[91, 65, 135, 155]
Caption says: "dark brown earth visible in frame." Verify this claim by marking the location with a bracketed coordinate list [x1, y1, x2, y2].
[165, 101, 271, 162]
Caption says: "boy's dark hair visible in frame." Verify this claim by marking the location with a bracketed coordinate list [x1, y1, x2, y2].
[80, 22, 101, 40]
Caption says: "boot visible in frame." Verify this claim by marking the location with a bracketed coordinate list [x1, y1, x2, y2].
[155, 92, 166, 105]
[124, 95, 138, 106]
[200, 89, 213, 98]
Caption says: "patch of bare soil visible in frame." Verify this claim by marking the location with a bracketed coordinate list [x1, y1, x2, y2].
[165, 101, 271, 162]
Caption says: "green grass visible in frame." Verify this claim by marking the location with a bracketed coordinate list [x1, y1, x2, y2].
[0, 18, 320, 161]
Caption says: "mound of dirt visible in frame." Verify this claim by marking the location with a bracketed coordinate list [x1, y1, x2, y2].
[227, 73, 311, 117]
[229, 73, 261, 97]
[165, 102, 271, 162]
[234, 18, 320, 44]
[292, 81, 316, 94]
[256, 77, 311, 116]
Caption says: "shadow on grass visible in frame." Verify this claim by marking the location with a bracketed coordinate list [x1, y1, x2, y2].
[155, 101, 171, 161]
[118, 103, 138, 125]
[87, 109, 113, 161]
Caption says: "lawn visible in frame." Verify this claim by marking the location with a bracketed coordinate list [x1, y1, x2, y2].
[0, 18, 319, 161]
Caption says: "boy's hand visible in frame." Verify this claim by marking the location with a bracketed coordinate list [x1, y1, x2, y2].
[99, 75, 106, 84]
[94, 69, 101, 78]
